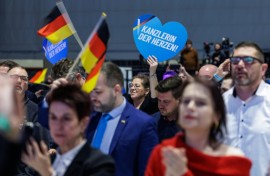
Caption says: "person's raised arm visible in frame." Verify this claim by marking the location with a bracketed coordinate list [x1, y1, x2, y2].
[178, 64, 193, 82]
[0, 75, 25, 175]
[147, 56, 159, 98]
[0, 75, 24, 141]
[213, 59, 230, 82]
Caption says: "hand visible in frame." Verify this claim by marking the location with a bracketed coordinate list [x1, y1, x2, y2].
[48, 148, 57, 155]
[178, 64, 193, 81]
[166, 64, 172, 72]
[22, 138, 54, 176]
[214, 57, 220, 61]
[0, 75, 24, 140]
[50, 78, 68, 90]
[162, 147, 188, 176]
[147, 55, 158, 76]
[216, 59, 230, 77]
[35, 89, 44, 98]
[45, 78, 69, 103]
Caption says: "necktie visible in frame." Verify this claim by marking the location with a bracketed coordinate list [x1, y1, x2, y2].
[91, 114, 112, 149]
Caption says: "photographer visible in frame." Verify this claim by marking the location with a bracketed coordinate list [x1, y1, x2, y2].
[211, 43, 226, 66]
[180, 39, 199, 76]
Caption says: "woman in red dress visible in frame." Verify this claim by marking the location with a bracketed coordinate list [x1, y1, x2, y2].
[145, 78, 251, 176]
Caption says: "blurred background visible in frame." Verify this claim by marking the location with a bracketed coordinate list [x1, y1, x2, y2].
[1, 0, 270, 78]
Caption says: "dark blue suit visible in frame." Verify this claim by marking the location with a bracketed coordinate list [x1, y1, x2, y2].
[87, 102, 158, 176]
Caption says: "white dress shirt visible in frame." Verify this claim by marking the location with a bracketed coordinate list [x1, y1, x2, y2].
[223, 80, 270, 176]
[52, 140, 86, 176]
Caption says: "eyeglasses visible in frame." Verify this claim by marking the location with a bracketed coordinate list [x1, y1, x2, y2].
[128, 83, 142, 89]
[230, 56, 263, 65]
[9, 74, 28, 82]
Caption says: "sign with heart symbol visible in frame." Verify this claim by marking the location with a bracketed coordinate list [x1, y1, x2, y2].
[133, 14, 188, 62]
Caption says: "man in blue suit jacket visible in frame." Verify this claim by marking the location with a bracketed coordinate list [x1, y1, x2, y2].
[87, 62, 158, 176]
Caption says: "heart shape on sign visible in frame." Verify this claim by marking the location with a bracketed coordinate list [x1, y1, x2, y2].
[133, 14, 188, 62]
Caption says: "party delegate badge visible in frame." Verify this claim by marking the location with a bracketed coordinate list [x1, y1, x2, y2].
[133, 14, 188, 62]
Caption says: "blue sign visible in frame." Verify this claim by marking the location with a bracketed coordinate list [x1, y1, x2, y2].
[133, 14, 188, 62]
[42, 38, 68, 64]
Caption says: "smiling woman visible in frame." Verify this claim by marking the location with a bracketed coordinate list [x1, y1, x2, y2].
[125, 73, 159, 115]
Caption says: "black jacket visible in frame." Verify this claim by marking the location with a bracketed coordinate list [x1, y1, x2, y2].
[53, 142, 115, 176]
[24, 96, 38, 123]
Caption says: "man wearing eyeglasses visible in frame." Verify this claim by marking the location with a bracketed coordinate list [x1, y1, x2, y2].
[223, 41, 269, 176]
[6, 65, 52, 175]
[7, 66, 38, 123]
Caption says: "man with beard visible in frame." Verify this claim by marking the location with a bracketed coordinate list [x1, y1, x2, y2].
[152, 76, 182, 142]
[223, 41, 269, 176]
[8, 66, 38, 123]
[87, 62, 158, 176]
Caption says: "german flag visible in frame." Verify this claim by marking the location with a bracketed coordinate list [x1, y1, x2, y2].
[82, 56, 105, 92]
[81, 14, 110, 93]
[37, 6, 75, 44]
[29, 68, 48, 84]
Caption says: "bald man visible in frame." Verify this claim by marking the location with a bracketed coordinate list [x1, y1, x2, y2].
[198, 64, 217, 80]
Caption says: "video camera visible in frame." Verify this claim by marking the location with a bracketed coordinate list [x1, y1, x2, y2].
[221, 37, 233, 50]
[203, 37, 234, 57]
[221, 37, 233, 57]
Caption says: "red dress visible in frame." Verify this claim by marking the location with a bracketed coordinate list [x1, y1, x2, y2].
[145, 133, 251, 176]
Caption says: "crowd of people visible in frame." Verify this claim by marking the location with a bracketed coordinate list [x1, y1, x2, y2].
[0, 40, 269, 176]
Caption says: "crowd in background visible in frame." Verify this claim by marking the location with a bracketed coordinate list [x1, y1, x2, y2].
[0, 40, 270, 176]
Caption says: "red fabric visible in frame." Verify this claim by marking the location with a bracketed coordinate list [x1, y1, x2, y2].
[145, 133, 251, 176]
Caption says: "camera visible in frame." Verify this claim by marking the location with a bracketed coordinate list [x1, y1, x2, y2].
[202, 37, 234, 61]
[221, 37, 234, 58]
[22, 122, 43, 153]
[169, 64, 180, 73]
[221, 37, 233, 48]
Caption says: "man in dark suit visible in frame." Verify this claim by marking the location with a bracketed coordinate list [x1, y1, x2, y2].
[87, 62, 158, 176]
[152, 76, 182, 143]
[7, 66, 38, 123]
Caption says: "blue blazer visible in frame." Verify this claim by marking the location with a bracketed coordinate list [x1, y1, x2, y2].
[87, 102, 158, 176]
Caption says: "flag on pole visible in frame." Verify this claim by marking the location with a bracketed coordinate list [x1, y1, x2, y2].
[82, 56, 105, 92]
[80, 13, 109, 73]
[80, 13, 110, 93]
[37, 1, 75, 44]
[29, 68, 48, 84]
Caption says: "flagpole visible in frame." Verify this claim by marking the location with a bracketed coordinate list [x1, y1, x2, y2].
[73, 33, 84, 49]
[56, 0, 83, 49]
[66, 13, 107, 79]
